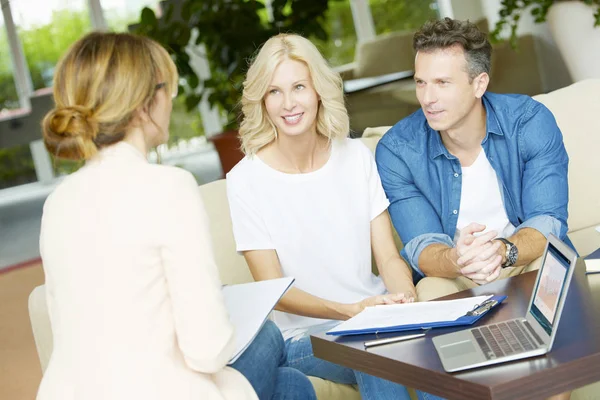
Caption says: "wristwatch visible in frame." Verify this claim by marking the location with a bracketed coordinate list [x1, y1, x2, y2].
[496, 238, 518, 268]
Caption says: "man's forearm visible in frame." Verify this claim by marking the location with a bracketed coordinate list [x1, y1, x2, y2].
[502, 228, 547, 267]
[418, 243, 462, 278]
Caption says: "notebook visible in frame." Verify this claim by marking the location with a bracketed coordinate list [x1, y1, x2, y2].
[584, 248, 600, 274]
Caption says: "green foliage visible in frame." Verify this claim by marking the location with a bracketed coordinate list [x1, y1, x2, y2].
[313, 0, 437, 67]
[491, 0, 600, 49]
[0, 71, 19, 110]
[0, 9, 91, 109]
[0, 145, 37, 190]
[169, 95, 205, 146]
[371, 0, 438, 35]
[20, 10, 92, 90]
[312, 1, 356, 66]
[133, 0, 344, 130]
[0, 10, 90, 188]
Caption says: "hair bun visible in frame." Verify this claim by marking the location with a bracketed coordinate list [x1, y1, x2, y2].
[42, 105, 100, 161]
[47, 105, 98, 139]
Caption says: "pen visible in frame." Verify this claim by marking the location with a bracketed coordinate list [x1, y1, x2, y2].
[364, 329, 430, 349]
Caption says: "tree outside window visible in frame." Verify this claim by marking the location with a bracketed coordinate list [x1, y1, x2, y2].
[316, 0, 439, 67]
[371, 0, 439, 35]
[12, 0, 91, 92]
[0, 18, 20, 113]
[314, 1, 357, 66]
[101, 0, 161, 32]
[0, 0, 91, 188]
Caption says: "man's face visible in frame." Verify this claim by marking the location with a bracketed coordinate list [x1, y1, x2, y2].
[414, 45, 487, 133]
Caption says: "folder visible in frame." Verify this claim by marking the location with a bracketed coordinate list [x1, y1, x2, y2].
[327, 294, 507, 336]
[223, 277, 295, 363]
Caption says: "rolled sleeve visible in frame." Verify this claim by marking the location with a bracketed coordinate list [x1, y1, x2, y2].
[401, 232, 455, 277]
[515, 214, 562, 239]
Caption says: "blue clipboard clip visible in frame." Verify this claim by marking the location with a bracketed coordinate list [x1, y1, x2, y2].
[466, 298, 499, 317]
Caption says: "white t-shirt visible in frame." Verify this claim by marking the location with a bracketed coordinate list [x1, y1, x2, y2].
[455, 148, 516, 242]
[226, 138, 389, 339]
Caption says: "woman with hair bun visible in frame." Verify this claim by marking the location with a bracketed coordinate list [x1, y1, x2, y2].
[38, 32, 315, 400]
[227, 33, 444, 400]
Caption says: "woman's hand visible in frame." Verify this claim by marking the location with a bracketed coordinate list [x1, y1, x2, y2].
[349, 292, 415, 317]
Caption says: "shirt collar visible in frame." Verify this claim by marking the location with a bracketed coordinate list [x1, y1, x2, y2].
[428, 93, 504, 159]
[483, 94, 504, 137]
[95, 141, 148, 163]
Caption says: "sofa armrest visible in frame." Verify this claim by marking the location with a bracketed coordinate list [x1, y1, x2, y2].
[28, 284, 53, 374]
[334, 62, 357, 81]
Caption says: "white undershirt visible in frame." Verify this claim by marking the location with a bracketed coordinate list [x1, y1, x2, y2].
[226, 139, 389, 339]
[455, 148, 516, 242]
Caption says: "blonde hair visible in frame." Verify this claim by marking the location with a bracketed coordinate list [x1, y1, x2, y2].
[239, 34, 349, 155]
[42, 32, 178, 160]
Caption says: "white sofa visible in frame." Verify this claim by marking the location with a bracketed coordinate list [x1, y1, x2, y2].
[28, 80, 600, 399]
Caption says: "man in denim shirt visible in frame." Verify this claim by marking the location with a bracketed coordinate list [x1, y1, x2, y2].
[376, 18, 570, 302]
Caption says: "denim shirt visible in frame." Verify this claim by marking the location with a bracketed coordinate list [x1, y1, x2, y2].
[376, 92, 571, 280]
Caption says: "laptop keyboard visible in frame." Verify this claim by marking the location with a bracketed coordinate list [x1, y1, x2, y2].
[471, 320, 540, 360]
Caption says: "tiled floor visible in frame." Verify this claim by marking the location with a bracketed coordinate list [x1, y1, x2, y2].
[0, 145, 223, 270]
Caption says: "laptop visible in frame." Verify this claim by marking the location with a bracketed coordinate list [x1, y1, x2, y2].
[433, 234, 577, 372]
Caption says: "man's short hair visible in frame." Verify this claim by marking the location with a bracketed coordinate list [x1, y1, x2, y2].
[413, 18, 492, 81]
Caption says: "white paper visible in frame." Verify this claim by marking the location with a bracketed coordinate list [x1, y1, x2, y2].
[596, 225, 600, 233]
[328, 295, 493, 335]
[223, 277, 294, 364]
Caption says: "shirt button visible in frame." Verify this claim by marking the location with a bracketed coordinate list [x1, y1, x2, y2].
[453, 210, 458, 215]
[454, 173, 459, 177]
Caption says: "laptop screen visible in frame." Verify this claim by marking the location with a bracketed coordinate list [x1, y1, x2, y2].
[530, 242, 572, 336]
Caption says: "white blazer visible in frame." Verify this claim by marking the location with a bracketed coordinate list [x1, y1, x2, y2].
[37, 142, 257, 400]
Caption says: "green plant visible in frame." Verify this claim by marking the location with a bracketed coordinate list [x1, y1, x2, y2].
[491, 0, 600, 48]
[133, 0, 342, 130]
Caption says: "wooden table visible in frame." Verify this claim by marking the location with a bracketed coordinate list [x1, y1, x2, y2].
[311, 260, 600, 400]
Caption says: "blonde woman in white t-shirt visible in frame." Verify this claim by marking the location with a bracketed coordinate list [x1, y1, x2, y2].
[227, 34, 445, 400]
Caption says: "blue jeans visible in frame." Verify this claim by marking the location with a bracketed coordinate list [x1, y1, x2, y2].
[284, 333, 445, 400]
[231, 320, 316, 400]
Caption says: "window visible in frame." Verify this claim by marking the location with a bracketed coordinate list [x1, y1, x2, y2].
[315, 1, 439, 67]
[370, 0, 439, 35]
[0, 13, 20, 115]
[11, 0, 91, 92]
[315, 0, 357, 66]
[0, 9, 36, 190]
[167, 96, 206, 149]
[0, 143, 37, 190]
[101, 0, 161, 32]
[8, 1, 92, 180]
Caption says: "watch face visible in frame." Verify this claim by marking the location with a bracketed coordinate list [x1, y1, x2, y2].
[507, 244, 518, 266]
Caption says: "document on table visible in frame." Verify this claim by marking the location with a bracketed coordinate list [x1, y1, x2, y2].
[327, 295, 493, 335]
[223, 277, 294, 364]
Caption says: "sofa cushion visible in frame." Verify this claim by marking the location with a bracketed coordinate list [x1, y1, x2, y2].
[355, 31, 414, 78]
[199, 179, 254, 285]
[533, 79, 600, 255]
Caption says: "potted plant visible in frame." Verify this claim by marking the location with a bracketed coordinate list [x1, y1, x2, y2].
[490, 0, 600, 81]
[134, 0, 340, 175]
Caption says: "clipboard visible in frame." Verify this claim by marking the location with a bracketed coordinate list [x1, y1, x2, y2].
[326, 295, 507, 336]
